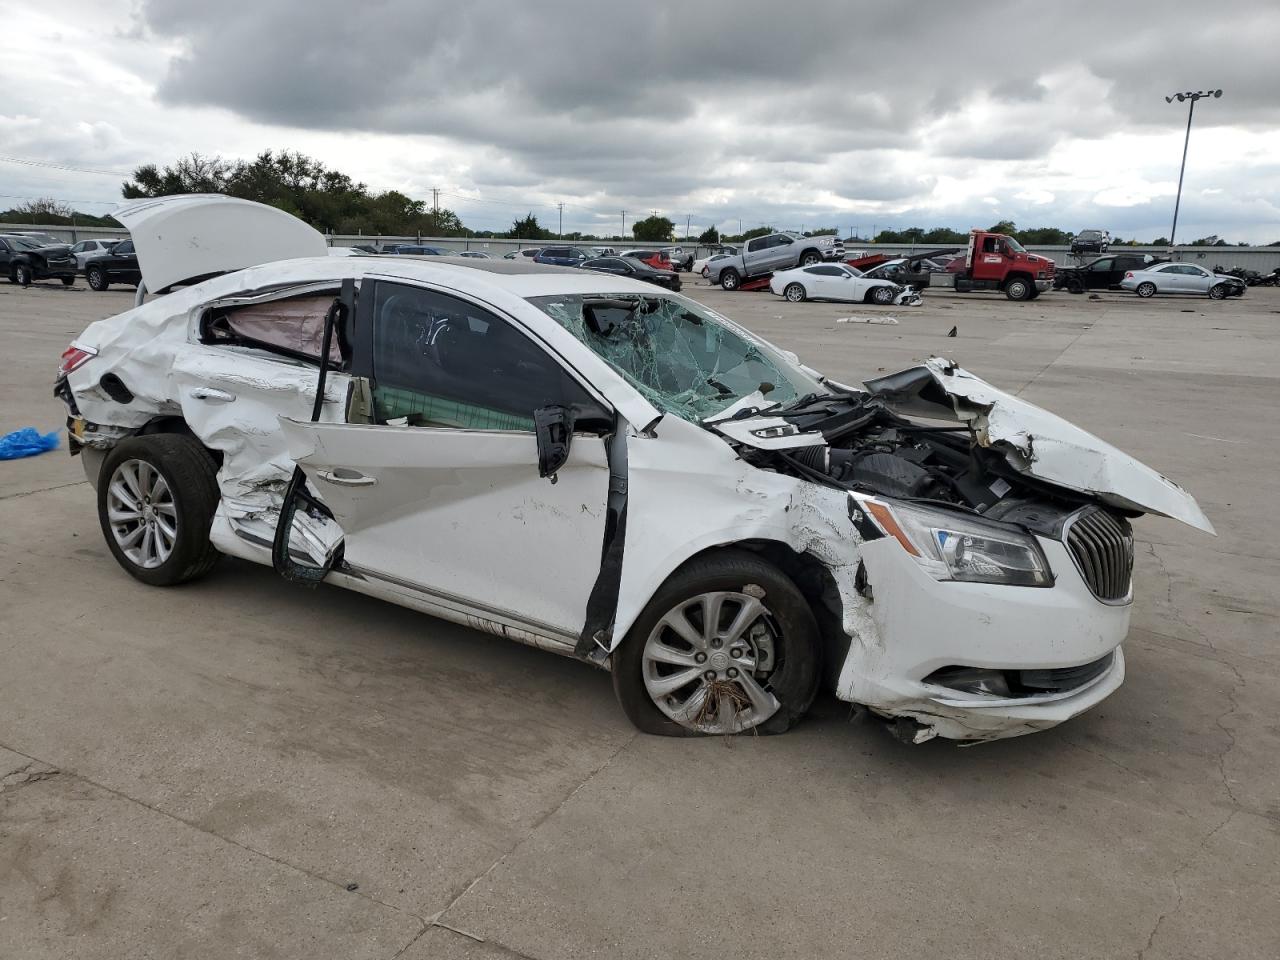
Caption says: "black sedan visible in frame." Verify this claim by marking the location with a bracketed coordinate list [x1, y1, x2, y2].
[0, 234, 77, 286]
[85, 239, 143, 291]
[1054, 253, 1165, 293]
[581, 256, 681, 291]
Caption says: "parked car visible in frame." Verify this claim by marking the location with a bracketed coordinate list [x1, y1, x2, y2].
[1054, 254, 1164, 293]
[503, 248, 543, 260]
[660, 247, 696, 271]
[12, 231, 64, 247]
[1071, 230, 1110, 256]
[769, 263, 921, 305]
[383, 244, 445, 256]
[84, 239, 142, 290]
[534, 246, 600, 267]
[56, 195, 1213, 745]
[692, 248, 738, 276]
[350, 244, 379, 254]
[69, 238, 121, 270]
[0, 234, 77, 286]
[706, 232, 845, 290]
[581, 256, 682, 291]
[1119, 262, 1245, 299]
[620, 249, 673, 271]
[457, 251, 492, 259]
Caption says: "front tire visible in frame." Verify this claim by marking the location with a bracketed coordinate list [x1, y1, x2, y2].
[15, 264, 32, 286]
[1135, 281, 1156, 298]
[799, 251, 822, 267]
[1208, 283, 1228, 300]
[720, 269, 740, 291]
[98, 434, 221, 587]
[611, 551, 821, 737]
[783, 283, 806, 303]
[61, 276, 75, 287]
[87, 266, 109, 291]
[870, 285, 895, 305]
[1005, 277, 1031, 301]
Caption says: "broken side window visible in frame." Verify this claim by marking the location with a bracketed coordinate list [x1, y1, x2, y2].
[202, 293, 345, 366]
[369, 282, 593, 431]
[527, 293, 826, 423]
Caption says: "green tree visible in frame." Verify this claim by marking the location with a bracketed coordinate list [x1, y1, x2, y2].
[510, 212, 549, 240]
[698, 225, 720, 244]
[737, 226, 773, 242]
[1151, 237, 1170, 246]
[987, 220, 1018, 237]
[921, 227, 967, 244]
[632, 214, 675, 242]
[1018, 226, 1071, 245]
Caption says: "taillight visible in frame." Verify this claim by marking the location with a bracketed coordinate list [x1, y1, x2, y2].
[58, 343, 97, 376]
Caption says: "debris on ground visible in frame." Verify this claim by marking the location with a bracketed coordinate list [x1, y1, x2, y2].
[836, 316, 898, 325]
[0, 427, 60, 460]
[946, 325, 957, 337]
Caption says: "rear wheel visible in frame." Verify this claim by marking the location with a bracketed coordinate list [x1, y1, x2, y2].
[1135, 281, 1156, 298]
[1208, 283, 1228, 300]
[87, 266, 109, 291]
[783, 283, 806, 303]
[1005, 277, 1031, 301]
[611, 551, 821, 737]
[98, 434, 221, 587]
[720, 269, 740, 291]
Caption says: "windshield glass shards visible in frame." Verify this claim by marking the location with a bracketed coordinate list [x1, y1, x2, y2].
[528, 293, 826, 422]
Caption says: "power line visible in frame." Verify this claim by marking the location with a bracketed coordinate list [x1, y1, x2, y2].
[0, 154, 132, 177]
[0, 192, 120, 207]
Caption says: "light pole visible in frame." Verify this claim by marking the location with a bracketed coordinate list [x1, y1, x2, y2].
[1165, 89, 1222, 248]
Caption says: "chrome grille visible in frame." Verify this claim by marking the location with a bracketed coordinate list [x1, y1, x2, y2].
[1066, 509, 1133, 602]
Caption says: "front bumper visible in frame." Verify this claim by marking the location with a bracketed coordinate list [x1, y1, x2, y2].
[834, 536, 1130, 742]
[1034, 278, 1053, 292]
[36, 260, 77, 279]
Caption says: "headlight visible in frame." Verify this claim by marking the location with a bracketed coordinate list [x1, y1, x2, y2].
[862, 498, 1052, 587]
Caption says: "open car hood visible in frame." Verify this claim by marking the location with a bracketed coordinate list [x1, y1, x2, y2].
[861, 358, 1213, 533]
[110, 194, 328, 292]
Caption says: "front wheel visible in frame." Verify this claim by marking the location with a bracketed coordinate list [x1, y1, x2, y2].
[611, 551, 821, 737]
[15, 264, 32, 286]
[1005, 278, 1031, 301]
[87, 266, 109, 291]
[720, 269, 740, 291]
[61, 276, 75, 287]
[1135, 281, 1156, 298]
[1208, 283, 1228, 300]
[98, 434, 222, 587]
[783, 283, 806, 302]
[870, 285, 895, 305]
[799, 251, 822, 267]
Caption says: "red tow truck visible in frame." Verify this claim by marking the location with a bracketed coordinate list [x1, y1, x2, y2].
[935, 230, 1056, 300]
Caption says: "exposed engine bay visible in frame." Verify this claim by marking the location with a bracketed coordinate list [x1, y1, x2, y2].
[730, 392, 1099, 533]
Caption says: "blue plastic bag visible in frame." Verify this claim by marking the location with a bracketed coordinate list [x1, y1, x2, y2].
[0, 428, 60, 460]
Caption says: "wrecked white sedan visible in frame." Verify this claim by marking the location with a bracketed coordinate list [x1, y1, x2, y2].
[769, 262, 922, 306]
[56, 196, 1213, 743]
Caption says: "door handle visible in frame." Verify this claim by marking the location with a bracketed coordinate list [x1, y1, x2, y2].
[316, 469, 377, 487]
[190, 387, 236, 403]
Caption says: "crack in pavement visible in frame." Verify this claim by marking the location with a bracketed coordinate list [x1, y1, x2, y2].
[0, 759, 61, 794]
[0, 479, 88, 501]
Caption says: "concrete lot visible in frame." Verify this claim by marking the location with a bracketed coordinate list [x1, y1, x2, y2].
[2, 276, 1278, 959]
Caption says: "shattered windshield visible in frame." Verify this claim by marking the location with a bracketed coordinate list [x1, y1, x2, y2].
[528, 293, 827, 422]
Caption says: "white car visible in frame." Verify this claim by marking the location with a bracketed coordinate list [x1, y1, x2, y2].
[69, 238, 120, 270]
[769, 263, 922, 306]
[55, 195, 1213, 744]
[693, 252, 735, 277]
[1119, 262, 1245, 299]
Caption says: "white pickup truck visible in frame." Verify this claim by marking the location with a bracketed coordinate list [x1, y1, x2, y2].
[705, 232, 845, 289]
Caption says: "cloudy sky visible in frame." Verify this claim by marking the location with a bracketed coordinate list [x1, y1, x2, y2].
[4, 1, 1280, 242]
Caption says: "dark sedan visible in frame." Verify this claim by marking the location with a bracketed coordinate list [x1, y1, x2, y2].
[85, 239, 143, 290]
[1054, 253, 1165, 293]
[581, 256, 681, 291]
[0, 234, 77, 286]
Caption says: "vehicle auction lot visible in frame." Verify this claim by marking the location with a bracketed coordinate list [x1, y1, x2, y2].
[2, 280, 1278, 959]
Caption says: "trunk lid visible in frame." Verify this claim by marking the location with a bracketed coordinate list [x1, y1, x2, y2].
[109, 194, 328, 292]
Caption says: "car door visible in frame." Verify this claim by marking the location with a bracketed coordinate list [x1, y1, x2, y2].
[766, 234, 796, 272]
[107, 240, 139, 281]
[281, 280, 612, 642]
[800, 265, 840, 300]
[1182, 265, 1213, 294]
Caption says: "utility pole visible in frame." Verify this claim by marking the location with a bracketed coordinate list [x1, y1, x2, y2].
[621, 210, 626, 240]
[431, 188, 440, 234]
[685, 214, 691, 242]
[1165, 89, 1222, 249]
[557, 202, 564, 240]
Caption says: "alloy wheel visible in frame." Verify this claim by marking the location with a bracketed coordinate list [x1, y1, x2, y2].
[106, 459, 178, 569]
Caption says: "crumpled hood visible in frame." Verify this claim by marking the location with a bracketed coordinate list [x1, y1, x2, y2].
[110, 194, 328, 292]
[862, 358, 1213, 533]
[706, 357, 1213, 534]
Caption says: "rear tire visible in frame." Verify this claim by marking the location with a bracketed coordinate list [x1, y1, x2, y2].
[720, 269, 740, 291]
[783, 283, 806, 303]
[87, 266, 109, 291]
[97, 434, 221, 587]
[611, 550, 821, 737]
[1135, 281, 1156, 298]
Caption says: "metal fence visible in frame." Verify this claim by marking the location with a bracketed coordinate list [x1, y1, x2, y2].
[5, 222, 1279, 272]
